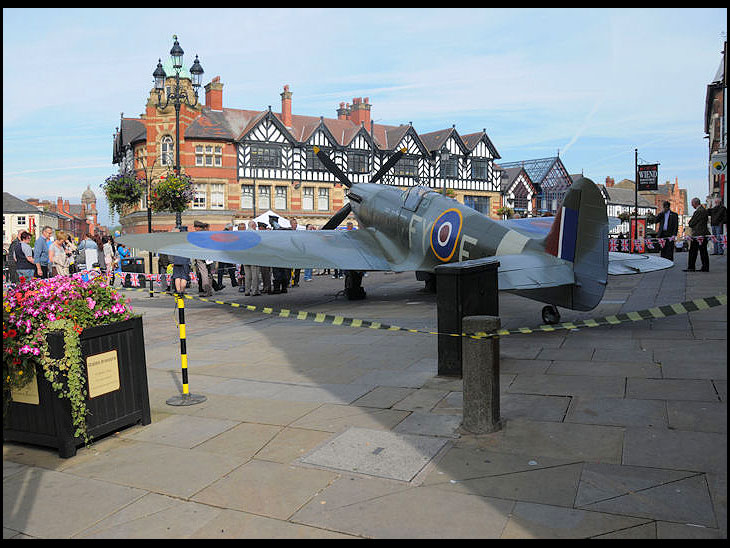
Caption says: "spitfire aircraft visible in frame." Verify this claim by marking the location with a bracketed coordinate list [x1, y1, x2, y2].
[118, 147, 671, 324]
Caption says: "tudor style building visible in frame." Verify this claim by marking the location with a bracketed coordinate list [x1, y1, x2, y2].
[497, 156, 574, 215]
[113, 62, 502, 232]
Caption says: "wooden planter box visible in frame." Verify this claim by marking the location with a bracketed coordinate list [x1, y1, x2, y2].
[4, 316, 152, 458]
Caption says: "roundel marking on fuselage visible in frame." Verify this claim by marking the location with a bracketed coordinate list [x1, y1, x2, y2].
[430, 208, 463, 262]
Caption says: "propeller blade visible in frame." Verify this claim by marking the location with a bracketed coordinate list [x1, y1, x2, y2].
[321, 203, 352, 230]
[314, 146, 352, 188]
[370, 147, 407, 184]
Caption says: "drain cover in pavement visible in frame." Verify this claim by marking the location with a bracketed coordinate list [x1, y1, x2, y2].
[299, 427, 449, 482]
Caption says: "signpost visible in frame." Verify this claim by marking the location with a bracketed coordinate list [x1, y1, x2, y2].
[633, 149, 659, 253]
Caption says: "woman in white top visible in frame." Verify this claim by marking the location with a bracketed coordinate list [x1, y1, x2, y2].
[78, 234, 99, 272]
[48, 230, 72, 276]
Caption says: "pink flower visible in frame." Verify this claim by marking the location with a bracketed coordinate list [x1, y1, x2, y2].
[87, 297, 96, 310]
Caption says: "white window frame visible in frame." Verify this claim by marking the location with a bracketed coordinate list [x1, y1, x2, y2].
[161, 135, 174, 167]
[192, 184, 207, 209]
[241, 185, 254, 209]
[317, 187, 329, 211]
[210, 183, 225, 209]
[302, 187, 314, 211]
[258, 185, 271, 211]
[274, 186, 287, 210]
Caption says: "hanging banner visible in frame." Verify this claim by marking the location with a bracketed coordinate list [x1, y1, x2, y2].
[637, 163, 659, 191]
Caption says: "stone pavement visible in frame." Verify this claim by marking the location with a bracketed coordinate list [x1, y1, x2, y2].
[4, 256, 727, 539]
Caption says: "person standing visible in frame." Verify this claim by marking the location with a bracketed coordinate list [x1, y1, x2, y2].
[14, 231, 36, 282]
[684, 197, 710, 272]
[655, 201, 679, 261]
[193, 220, 213, 297]
[243, 220, 261, 296]
[33, 225, 53, 278]
[708, 197, 726, 255]
[257, 222, 272, 293]
[78, 233, 99, 273]
[6, 229, 25, 283]
[48, 231, 72, 276]
[102, 236, 116, 285]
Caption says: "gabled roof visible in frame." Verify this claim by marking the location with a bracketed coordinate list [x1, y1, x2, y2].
[498, 166, 535, 193]
[419, 127, 468, 155]
[3, 192, 41, 214]
[461, 130, 501, 159]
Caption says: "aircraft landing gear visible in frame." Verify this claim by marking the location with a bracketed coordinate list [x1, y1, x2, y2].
[542, 305, 560, 325]
[344, 271, 366, 300]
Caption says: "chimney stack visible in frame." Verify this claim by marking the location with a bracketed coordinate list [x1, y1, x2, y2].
[280, 85, 292, 128]
[337, 102, 350, 120]
[349, 97, 371, 127]
[605, 176, 615, 188]
[205, 76, 223, 111]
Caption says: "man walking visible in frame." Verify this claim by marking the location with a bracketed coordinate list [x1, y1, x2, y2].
[708, 197, 726, 255]
[684, 197, 710, 272]
[33, 225, 53, 278]
[656, 201, 679, 261]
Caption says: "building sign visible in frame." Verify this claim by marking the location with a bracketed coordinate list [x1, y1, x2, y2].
[637, 164, 659, 191]
[86, 350, 120, 399]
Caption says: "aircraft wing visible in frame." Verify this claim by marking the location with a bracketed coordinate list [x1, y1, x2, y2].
[117, 229, 393, 271]
[607, 252, 674, 275]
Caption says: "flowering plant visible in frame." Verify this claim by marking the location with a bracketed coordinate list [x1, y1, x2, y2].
[101, 173, 146, 218]
[149, 171, 195, 213]
[3, 273, 136, 442]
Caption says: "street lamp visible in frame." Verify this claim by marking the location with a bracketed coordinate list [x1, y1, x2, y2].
[153, 35, 204, 229]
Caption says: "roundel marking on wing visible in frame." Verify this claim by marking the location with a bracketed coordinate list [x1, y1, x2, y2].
[187, 231, 261, 250]
[430, 208, 463, 262]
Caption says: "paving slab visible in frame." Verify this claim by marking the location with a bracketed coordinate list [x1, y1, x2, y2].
[122, 414, 239, 449]
[299, 427, 449, 482]
[565, 397, 668, 428]
[191, 459, 338, 520]
[501, 501, 651, 539]
[3, 467, 146, 538]
[292, 478, 515, 538]
[288, 403, 410, 433]
[507, 374, 625, 398]
[351, 386, 415, 408]
[666, 401, 727, 433]
[626, 378, 720, 401]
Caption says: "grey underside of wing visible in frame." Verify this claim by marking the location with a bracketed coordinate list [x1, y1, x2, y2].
[118, 230, 393, 270]
[607, 252, 674, 274]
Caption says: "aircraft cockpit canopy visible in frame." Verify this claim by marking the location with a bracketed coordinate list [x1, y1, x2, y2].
[402, 185, 434, 212]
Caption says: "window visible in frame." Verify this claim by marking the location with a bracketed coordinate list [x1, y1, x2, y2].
[441, 155, 458, 179]
[196, 145, 223, 167]
[318, 187, 329, 211]
[161, 135, 174, 166]
[464, 195, 490, 215]
[210, 184, 225, 209]
[513, 196, 528, 211]
[258, 186, 270, 210]
[241, 185, 254, 209]
[275, 186, 287, 210]
[348, 151, 369, 174]
[16, 216, 26, 226]
[193, 184, 206, 209]
[394, 155, 418, 177]
[250, 144, 281, 168]
[306, 148, 327, 171]
[302, 187, 314, 210]
[471, 159, 489, 180]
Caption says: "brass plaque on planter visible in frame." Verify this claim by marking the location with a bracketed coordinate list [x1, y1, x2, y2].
[86, 350, 120, 399]
[11, 372, 40, 405]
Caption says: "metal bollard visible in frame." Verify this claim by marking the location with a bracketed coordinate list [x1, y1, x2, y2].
[460, 315, 501, 434]
[166, 294, 207, 407]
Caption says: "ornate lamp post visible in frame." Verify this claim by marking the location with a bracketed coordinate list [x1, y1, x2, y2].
[153, 35, 204, 229]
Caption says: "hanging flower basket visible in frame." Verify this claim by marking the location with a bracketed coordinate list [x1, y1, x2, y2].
[3, 273, 148, 455]
[149, 171, 195, 213]
[101, 173, 146, 218]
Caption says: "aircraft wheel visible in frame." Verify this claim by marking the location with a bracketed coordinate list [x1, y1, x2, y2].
[542, 305, 560, 325]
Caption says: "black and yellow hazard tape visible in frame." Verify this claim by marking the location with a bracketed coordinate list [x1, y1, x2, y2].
[114, 285, 727, 340]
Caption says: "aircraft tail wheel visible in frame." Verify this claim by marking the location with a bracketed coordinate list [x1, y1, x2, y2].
[542, 305, 560, 325]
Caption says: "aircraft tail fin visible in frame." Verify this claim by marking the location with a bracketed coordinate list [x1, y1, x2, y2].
[540, 177, 608, 310]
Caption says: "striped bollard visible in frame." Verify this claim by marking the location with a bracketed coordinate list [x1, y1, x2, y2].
[166, 294, 207, 406]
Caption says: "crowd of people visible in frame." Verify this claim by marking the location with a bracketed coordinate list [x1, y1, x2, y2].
[4, 226, 130, 284]
[157, 217, 357, 298]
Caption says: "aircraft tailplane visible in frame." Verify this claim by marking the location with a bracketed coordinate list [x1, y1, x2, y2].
[511, 177, 608, 311]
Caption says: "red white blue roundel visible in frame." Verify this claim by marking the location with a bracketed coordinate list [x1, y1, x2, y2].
[430, 208, 463, 262]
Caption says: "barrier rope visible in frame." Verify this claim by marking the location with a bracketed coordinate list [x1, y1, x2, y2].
[114, 285, 727, 340]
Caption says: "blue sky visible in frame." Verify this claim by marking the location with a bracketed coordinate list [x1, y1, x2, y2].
[3, 8, 727, 226]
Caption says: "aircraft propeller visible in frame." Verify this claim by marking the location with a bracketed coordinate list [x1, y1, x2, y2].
[314, 146, 407, 230]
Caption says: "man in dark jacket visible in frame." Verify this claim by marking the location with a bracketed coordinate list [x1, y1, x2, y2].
[708, 197, 726, 255]
[684, 197, 710, 272]
[656, 201, 679, 261]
